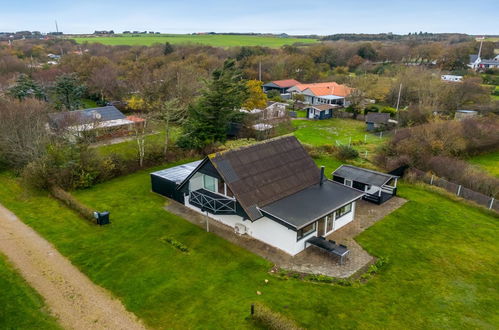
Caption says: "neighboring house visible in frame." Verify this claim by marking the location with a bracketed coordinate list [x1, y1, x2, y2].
[151, 136, 364, 256]
[262, 79, 301, 97]
[455, 109, 478, 120]
[441, 75, 463, 82]
[332, 165, 398, 205]
[265, 101, 288, 118]
[47, 106, 140, 141]
[305, 104, 336, 120]
[287, 82, 353, 106]
[240, 101, 288, 120]
[365, 112, 390, 131]
[468, 54, 499, 70]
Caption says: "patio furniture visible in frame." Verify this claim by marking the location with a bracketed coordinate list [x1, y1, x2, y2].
[306, 237, 350, 265]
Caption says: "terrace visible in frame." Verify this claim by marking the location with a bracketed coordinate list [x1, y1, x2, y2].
[166, 197, 407, 278]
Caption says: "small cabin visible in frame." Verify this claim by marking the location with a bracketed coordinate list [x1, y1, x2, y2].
[305, 104, 336, 120]
[365, 112, 390, 131]
[332, 165, 398, 204]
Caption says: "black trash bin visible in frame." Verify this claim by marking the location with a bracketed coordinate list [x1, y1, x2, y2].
[94, 211, 110, 225]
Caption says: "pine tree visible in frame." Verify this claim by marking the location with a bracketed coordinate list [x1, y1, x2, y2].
[177, 59, 248, 149]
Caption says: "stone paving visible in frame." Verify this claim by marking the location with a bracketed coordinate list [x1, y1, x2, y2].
[165, 197, 407, 278]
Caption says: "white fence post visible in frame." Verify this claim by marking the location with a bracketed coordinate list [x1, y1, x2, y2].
[379, 131, 383, 139]
[457, 185, 462, 196]
[430, 175, 434, 185]
[364, 134, 367, 143]
[348, 137, 351, 146]
[490, 197, 495, 210]
[364, 151, 368, 158]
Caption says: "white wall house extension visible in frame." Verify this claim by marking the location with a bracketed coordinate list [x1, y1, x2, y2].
[151, 136, 364, 256]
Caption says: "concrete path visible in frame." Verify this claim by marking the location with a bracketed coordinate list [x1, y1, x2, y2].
[0, 204, 146, 330]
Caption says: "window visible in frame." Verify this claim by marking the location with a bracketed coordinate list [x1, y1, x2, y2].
[297, 222, 316, 241]
[203, 175, 216, 192]
[335, 203, 352, 219]
[345, 179, 353, 187]
[326, 214, 334, 233]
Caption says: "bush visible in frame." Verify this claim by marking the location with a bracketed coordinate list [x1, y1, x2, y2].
[49, 185, 95, 222]
[161, 237, 189, 253]
[336, 145, 359, 161]
[252, 302, 303, 330]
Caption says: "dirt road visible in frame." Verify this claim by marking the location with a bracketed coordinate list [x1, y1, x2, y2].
[0, 204, 146, 330]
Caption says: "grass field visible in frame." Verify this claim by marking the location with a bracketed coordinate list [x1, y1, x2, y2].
[71, 34, 318, 48]
[0, 164, 497, 329]
[0, 253, 60, 329]
[468, 151, 499, 178]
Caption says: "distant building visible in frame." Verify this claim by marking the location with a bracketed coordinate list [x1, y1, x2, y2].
[365, 112, 390, 131]
[47, 106, 142, 142]
[455, 110, 478, 120]
[287, 82, 353, 107]
[441, 74, 463, 82]
[468, 54, 499, 70]
[262, 79, 301, 95]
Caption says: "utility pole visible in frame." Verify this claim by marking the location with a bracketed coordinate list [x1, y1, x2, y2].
[395, 83, 402, 123]
[55, 20, 59, 34]
[258, 61, 262, 81]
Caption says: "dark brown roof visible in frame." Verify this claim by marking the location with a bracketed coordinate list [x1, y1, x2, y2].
[365, 112, 390, 124]
[209, 136, 320, 220]
[307, 104, 336, 111]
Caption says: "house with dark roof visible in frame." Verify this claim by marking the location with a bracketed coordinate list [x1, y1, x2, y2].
[151, 136, 364, 255]
[305, 104, 337, 120]
[365, 112, 390, 131]
[468, 54, 499, 70]
[47, 106, 141, 141]
[332, 165, 398, 204]
[262, 79, 301, 97]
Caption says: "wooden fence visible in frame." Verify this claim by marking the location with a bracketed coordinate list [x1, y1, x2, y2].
[409, 168, 497, 212]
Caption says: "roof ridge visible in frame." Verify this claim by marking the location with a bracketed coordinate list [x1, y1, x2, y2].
[209, 135, 296, 159]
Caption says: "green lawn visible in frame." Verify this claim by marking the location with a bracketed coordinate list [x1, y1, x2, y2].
[0, 164, 497, 329]
[468, 151, 499, 178]
[71, 34, 318, 48]
[0, 253, 60, 329]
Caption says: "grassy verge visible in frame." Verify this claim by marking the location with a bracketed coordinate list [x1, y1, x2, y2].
[0, 165, 497, 328]
[0, 253, 60, 329]
[467, 150, 499, 178]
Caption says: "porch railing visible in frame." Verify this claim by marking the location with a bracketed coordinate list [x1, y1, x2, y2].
[189, 189, 237, 215]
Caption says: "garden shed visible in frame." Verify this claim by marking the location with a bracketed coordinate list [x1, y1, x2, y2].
[332, 165, 398, 204]
[150, 160, 202, 203]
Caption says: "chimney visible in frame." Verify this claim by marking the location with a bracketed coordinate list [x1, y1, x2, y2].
[320, 166, 325, 185]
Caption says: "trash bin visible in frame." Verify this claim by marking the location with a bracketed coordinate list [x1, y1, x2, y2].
[94, 211, 110, 225]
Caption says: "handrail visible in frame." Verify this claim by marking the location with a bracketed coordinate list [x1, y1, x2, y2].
[189, 189, 236, 214]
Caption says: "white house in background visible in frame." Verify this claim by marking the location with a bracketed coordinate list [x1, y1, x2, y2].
[240, 101, 289, 120]
[287, 82, 353, 107]
[151, 136, 364, 256]
[47, 106, 143, 142]
[441, 75, 463, 82]
[468, 54, 499, 70]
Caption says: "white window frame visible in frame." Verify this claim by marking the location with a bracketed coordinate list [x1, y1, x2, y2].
[345, 179, 353, 187]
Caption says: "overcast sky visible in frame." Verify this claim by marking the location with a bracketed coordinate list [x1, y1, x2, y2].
[1, 0, 498, 35]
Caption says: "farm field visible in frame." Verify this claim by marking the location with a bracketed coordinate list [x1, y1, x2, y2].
[0, 253, 60, 329]
[468, 151, 499, 178]
[71, 34, 319, 47]
[0, 164, 497, 329]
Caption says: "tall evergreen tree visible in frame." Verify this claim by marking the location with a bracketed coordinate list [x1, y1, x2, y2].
[178, 59, 248, 149]
[8, 74, 46, 101]
[53, 73, 85, 111]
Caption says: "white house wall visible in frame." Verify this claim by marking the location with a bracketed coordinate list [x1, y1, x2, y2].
[184, 199, 315, 255]
[334, 202, 355, 231]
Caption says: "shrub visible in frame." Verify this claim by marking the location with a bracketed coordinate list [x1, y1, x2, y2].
[336, 145, 359, 161]
[307, 274, 334, 283]
[49, 185, 95, 222]
[252, 302, 303, 330]
[161, 237, 189, 253]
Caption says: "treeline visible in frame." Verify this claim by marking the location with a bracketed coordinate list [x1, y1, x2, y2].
[322, 33, 473, 43]
[376, 117, 499, 196]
